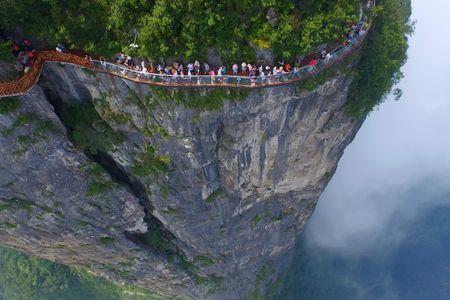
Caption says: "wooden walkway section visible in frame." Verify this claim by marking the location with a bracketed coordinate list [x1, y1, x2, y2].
[0, 17, 371, 97]
[0, 51, 93, 97]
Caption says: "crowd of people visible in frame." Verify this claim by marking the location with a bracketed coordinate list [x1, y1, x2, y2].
[8, 38, 37, 73]
[2, 7, 369, 85]
[107, 18, 368, 85]
[106, 19, 367, 85]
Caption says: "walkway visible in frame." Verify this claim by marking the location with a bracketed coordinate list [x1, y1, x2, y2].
[0, 13, 371, 98]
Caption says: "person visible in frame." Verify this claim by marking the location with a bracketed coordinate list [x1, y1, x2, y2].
[117, 52, 125, 64]
[247, 63, 253, 75]
[99, 56, 107, 67]
[308, 58, 317, 72]
[209, 70, 215, 84]
[325, 52, 332, 63]
[164, 66, 170, 76]
[177, 64, 184, 75]
[241, 62, 247, 74]
[232, 63, 238, 75]
[320, 50, 327, 59]
[56, 43, 66, 52]
[277, 66, 284, 80]
[11, 42, 20, 57]
[124, 56, 133, 67]
[204, 62, 210, 75]
[265, 66, 271, 75]
[157, 64, 163, 74]
[187, 62, 194, 74]
[221, 65, 227, 75]
[293, 65, 300, 77]
[18, 52, 29, 65]
[194, 60, 200, 70]
[285, 63, 292, 72]
[258, 65, 263, 75]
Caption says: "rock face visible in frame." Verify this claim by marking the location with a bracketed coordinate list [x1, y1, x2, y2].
[0, 61, 363, 299]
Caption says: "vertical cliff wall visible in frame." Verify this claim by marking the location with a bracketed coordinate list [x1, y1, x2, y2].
[0, 61, 362, 299]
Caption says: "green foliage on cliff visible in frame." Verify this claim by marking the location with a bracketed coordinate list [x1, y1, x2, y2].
[346, 0, 413, 118]
[0, 246, 160, 300]
[132, 145, 171, 178]
[0, 41, 15, 63]
[1, 0, 360, 61]
[0, 97, 20, 114]
[87, 164, 113, 197]
[62, 102, 124, 154]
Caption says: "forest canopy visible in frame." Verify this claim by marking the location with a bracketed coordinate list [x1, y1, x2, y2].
[0, 0, 362, 62]
[0, 246, 160, 300]
[346, 0, 414, 118]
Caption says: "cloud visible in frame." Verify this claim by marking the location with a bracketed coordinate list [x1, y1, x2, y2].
[303, 0, 450, 257]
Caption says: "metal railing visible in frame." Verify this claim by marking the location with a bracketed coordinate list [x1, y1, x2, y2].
[0, 1, 373, 97]
[90, 30, 367, 89]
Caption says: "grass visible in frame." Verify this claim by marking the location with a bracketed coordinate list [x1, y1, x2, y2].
[0, 97, 20, 114]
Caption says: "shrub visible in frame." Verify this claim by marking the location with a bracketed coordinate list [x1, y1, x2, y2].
[0, 97, 20, 114]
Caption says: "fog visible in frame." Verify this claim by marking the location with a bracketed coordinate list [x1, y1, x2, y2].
[305, 0, 450, 255]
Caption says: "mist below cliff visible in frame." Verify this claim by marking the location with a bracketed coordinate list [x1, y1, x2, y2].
[281, 0, 450, 299]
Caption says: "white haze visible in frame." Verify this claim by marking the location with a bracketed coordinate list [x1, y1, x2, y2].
[305, 0, 450, 255]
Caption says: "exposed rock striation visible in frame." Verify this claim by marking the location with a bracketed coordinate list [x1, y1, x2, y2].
[0, 61, 363, 299]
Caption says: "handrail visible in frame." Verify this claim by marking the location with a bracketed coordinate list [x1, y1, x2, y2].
[0, 1, 373, 98]
[90, 32, 366, 89]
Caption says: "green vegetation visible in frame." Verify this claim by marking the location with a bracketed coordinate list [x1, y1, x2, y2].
[94, 95, 132, 126]
[1, 0, 360, 62]
[346, 0, 413, 117]
[0, 97, 20, 114]
[251, 214, 263, 227]
[99, 236, 115, 245]
[86, 164, 113, 197]
[0, 246, 161, 300]
[0, 41, 15, 63]
[205, 188, 223, 203]
[132, 145, 171, 178]
[61, 102, 124, 154]
[138, 228, 174, 254]
[146, 87, 249, 112]
[162, 206, 177, 215]
[193, 255, 216, 267]
[249, 261, 275, 300]
[0, 197, 33, 213]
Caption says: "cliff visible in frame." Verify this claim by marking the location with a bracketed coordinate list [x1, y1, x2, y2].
[0, 61, 363, 299]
